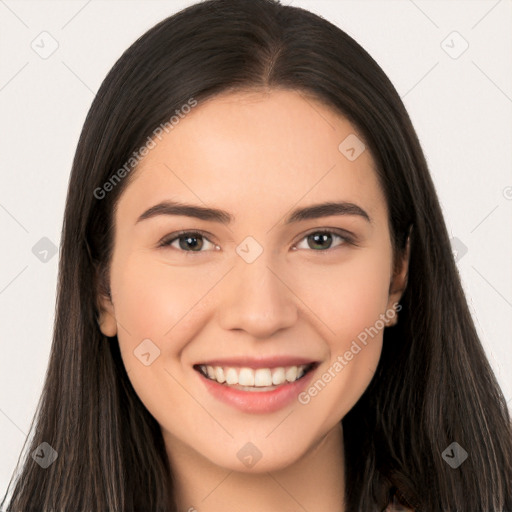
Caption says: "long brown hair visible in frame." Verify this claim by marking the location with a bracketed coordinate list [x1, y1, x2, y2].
[3, 0, 511, 510]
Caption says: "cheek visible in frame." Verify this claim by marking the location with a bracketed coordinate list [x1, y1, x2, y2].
[111, 252, 217, 371]
[290, 247, 391, 424]
[292, 246, 392, 342]
[110, 252, 220, 424]
[114, 251, 210, 330]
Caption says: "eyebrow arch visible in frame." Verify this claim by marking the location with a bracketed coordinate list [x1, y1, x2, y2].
[135, 200, 371, 225]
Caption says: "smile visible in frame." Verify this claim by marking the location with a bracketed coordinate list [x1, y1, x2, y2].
[195, 363, 314, 390]
[193, 360, 318, 413]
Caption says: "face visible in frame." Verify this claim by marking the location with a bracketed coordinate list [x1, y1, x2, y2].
[98, 89, 408, 473]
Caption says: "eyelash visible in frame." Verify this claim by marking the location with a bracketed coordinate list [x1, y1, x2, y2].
[158, 229, 356, 254]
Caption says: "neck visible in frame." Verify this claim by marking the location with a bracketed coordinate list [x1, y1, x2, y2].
[164, 423, 345, 512]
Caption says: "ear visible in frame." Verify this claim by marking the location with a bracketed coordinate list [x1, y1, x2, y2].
[95, 267, 118, 337]
[385, 235, 410, 326]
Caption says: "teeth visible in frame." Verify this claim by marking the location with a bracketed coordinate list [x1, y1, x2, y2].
[272, 367, 285, 385]
[285, 366, 297, 382]
[225, 368, 238, 385]
[238, 368, 255, 386]
[199, 364, 311, 387]
[254, 368, 272, 387]
[214, 366, 226, 383]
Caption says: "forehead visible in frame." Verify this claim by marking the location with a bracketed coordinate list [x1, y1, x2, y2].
[116, 89, 386, 225]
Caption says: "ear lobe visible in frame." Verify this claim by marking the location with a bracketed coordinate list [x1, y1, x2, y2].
[97, 291, 118, 337]
[386, 235, 411, 324]
[95, 265, 117, 337]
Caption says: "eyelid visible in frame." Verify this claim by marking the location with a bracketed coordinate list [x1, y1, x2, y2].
[294, 227, 356, 247]
[158, 227, 357, 252]
[158, 229, 217, 250]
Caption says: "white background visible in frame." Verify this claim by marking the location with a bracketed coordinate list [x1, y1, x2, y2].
[1, 0, 511, 497]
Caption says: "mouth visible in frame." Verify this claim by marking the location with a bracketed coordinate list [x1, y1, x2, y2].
[193, 362, 317, 391]
[193, 360, 318, 413]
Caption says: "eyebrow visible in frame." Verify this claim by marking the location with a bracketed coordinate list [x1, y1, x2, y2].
[136, 200, 371, 225]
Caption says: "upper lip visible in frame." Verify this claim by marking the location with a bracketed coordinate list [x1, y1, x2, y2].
[194, 356, 317, 369]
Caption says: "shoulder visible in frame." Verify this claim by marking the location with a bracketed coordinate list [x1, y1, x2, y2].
[384, 492, 415, 511]
[384, 503, 414, 512]
[384, 505, 414, 512]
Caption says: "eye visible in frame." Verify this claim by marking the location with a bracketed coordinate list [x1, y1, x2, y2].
[158, 229, 354, 254]
[159, 230, 219, 252]
[294, 229, 352, 251]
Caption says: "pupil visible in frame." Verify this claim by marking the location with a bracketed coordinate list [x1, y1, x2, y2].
[310, 233, 331, 250]
[180, 235, 202, 251]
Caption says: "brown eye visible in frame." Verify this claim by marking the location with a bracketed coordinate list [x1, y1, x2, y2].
[159, 231, 218, 252]
[295, 230, 352, 251]
[177, 233, 204, 251]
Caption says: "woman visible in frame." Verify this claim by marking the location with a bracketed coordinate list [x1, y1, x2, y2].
[2, 0, 511, 510]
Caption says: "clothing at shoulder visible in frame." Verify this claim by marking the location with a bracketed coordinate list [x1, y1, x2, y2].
[384, 504, 414, 512]
[384, 493, 415, 511]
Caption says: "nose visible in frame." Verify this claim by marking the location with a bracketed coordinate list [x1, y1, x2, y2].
[217, 252, 298, 339]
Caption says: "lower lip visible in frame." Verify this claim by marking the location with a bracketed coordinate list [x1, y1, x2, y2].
[196, 367, 316, 414]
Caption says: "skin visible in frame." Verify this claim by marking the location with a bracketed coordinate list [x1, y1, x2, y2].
[98, 88, 409, 512]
